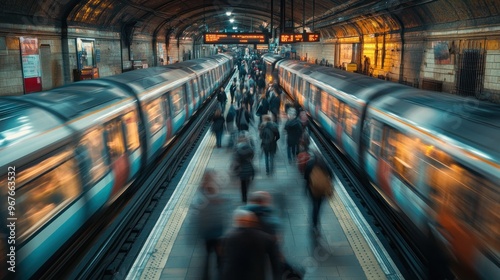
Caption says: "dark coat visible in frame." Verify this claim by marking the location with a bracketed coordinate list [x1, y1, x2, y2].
[284, 118, 303, 145]
[260, 122, 280, 154]
[304, 155, 333, 197]
[255, 98, 269, 116]
[234, 142, 255, 180]
[211, 115, 225, 133]
[221, 227, 282, 280]
[236, 109, 251, 131]
[269, 94, 281, 116]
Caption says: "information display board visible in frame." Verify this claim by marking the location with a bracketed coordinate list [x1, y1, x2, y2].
[204, 33, 268, 44]
[279, 33, 320, 43]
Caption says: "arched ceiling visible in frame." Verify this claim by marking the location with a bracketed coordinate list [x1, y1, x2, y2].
[1, 0, 499, 41]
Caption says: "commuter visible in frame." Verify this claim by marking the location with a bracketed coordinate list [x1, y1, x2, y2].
[217, 86, 228, 113]
[192, 169, 230, 280]
[220, 209, 282, 280]
[211, 108, 225, 148]
[257, 74, 266, 95]
[236, 102, 252, 132]
[226, 104, 237, 148]
[243, 191, 281, 236]
[245, 87, 255, 112]
[259, 115, 280, 175]
[255, 92, 269, 124]
[229, 78, 237, 104]
[304, 152, 334, 234]
[284, 108, 303, 163]
[268, 86, 281, 123]
[234, 88, 242, 107]
[232, 133, 255, 203]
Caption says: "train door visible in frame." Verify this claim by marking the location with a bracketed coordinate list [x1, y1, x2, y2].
[122, 110, 141, 179]
[164, 94, 173, 140]
[184, 82, 195, 116]
[169, 86, 187, 133]
[309, 84, 321, 117]
[197, 76, 205, 100]
[191, 78, 201, 109]
[144, 98, 166, 159]
[78, 127, 112, 209]
[104, 118, 130, 197]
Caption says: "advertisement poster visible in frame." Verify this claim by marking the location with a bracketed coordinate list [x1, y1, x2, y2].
[20, 37, 42, 93]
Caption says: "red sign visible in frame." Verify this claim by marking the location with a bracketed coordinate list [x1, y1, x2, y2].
[20, 37, 42, 93]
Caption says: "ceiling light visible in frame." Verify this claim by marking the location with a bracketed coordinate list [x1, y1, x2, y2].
[226, 11, 232, 16]
[232, 26, 237, 30]
[229, 18, 234, 23]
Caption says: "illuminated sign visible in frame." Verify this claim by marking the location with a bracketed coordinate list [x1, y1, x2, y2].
[279, 32, 320, 43]
[203, 33, 268, 44]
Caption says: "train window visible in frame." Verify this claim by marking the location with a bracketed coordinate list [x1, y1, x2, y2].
[145, 99, 164, 135]
[310, 85, 321, 105]
[365, 119, 383, 156]
[343, 104, 359, 139]
[329, 95, 340, 121]
[384, 128, 419, 186]
[105, 119, 126, 162]
[123, 110, 140, 152]
[10, 151, 80, 240]
[170, 87, 185, 116]
[197, 77, 204, 98]
[80, 127, 107, 182]
[203, 74, 210, 94]
[191, 79, 200, 100]
[184, 82, 193, 105]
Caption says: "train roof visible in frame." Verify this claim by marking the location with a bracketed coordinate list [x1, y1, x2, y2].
[279, 60, 410, 104]
[3, 82, 133, 121]
[370, 90, 500, 163]
[262, 54, 284, 64]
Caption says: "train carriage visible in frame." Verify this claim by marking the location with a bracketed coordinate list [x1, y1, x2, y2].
[363, 91, 500, 279]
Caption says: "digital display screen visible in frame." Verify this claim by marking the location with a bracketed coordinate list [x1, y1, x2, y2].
[203, 33, 268, 44]
[279, 32, 320, 43]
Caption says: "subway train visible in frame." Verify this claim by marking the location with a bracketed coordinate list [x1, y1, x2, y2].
[264, 54, 499, 279]
[0, 53, 235, 279]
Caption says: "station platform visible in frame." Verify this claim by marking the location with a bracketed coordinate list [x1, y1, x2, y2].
[125, 74, 402, 280]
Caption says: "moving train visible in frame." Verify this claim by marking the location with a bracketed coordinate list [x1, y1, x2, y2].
[264, 54, 499, 279]
[0, 53, 235, 279]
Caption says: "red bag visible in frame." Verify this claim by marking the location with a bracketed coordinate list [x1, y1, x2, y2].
[297, 152, 310, 174]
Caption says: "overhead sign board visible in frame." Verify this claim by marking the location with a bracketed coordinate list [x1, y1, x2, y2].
[279, 33, 320, 43]
[204, 33, 268, 44]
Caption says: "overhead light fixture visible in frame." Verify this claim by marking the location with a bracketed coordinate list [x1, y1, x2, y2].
[226, 11, 232, 16]
[232, 26, 237, 30]
[229, 18, 235, 23]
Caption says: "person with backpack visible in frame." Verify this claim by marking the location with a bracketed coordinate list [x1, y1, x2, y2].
[236, 103, 251, 132]
[284, 108, 303, 164]
[255, 92, 269, 125]
[304, 152, 334, 234]
[259, 115, 280, 175]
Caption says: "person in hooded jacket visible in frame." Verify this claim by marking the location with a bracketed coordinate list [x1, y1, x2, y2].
[284, 108, 303, 163]
[233, 133, 255, 203]
[259, 115, 280, 175]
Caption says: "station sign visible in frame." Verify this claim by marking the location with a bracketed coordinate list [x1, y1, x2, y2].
[203, 33, 268, 44]
[279, 32, 320, 43]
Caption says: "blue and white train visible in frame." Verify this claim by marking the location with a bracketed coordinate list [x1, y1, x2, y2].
[0, 53, 234, 279]
[264, 54, 499, 279]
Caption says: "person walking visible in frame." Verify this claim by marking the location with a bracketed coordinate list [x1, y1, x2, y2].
[259, 115, 280, 175]
[211, 108, 225, 148]
[192, 169, 230, 280]
[304, 152, 334, 234]
[217, 86, 228, 113]
[284, 108, 303, 164]
[236, 103, 252, 132]
[232, 134, 255, 203]
[220, 209, 282, 280]
[229, 78, 237, 104]
[268, 86, 281, 123]
[225, 104, 237, 148]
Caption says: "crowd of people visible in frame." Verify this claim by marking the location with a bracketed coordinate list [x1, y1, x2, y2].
[201, 54, 336, 279]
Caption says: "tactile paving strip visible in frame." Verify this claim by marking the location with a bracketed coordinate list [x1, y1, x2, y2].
[126, 131, 215, 280]
[328, 176, 403, 280]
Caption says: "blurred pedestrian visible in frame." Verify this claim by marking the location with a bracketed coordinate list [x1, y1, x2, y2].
[211, 108, 225, 148]
[192, 169, 231, 280]
[226, 104, 237, 148]
[259, 115, 280, 175]
[304, 152, 334, 234]
[232, 133, 255, 203]
[217, 86, 228, 113]
[284, 109, 303, 164]
[220, 209, 282, 280]
[229, 78, 237, 104]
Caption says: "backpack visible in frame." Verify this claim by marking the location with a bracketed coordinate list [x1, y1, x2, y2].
[309, 165, 333, 198]
[261, 126, 274, 147]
